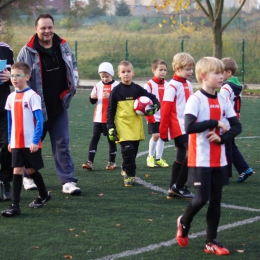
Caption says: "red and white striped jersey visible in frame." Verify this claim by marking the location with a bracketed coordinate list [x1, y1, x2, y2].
[220, 84, 236, 106]
[160, 75, 193, 140]
[185, 90, 236, 167]
[5, 89, 42, 149]
[91, 80, 119, 123]
[144, 77, 167, 122]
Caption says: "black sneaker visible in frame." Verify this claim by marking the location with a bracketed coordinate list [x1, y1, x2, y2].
[29, 191, 51, 208]
[166, 189, 178, 199]
[1, 204, 21, 217]
[171, 184, 195, 199]
[1, 181, 12, 200]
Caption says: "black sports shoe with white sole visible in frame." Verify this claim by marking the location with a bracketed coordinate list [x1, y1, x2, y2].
[1, 204, 21, 217]
[29, 191, 51, 208]
[171, 184, 195, 199]
[1, 181, 12, 200]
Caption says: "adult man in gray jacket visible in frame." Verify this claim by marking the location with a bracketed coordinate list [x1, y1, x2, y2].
[17, 13, 81, 195]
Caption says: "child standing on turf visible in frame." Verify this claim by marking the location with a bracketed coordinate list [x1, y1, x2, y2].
[1, 62, 50, 217]
[107, 60, 160, 187]
[145, 59, 169, 168]
[160, 52, 194, 199]
[82, 62, 119, 171]
[176, 57, 241, 255]
[220, 57, 254, 182]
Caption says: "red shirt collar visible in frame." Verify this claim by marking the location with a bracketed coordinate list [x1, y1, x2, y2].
[152, 76, 165, 84]
[173, 74, 187, 83]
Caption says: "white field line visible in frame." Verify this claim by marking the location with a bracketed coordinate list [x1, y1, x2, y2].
[136, 178, 260, 212]
[93, 216, 260, 260]
[93, 137, 260, 260]
[136, 144, 260, 213]
[236, 136, 260, 139]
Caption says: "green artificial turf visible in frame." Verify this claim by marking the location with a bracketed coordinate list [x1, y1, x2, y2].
[0, 90, 259, 260]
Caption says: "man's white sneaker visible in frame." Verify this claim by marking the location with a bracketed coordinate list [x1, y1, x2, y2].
[23, 177, 37, 191]
[62, 182, 81, 195]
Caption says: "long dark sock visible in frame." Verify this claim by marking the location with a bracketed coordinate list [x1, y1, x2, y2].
[175, 157, 188, 189]
[12, 174, 23, 206]
[29, 171, 48, 198]
[109, 151, 116, 162]
[169, 161, 182, 188]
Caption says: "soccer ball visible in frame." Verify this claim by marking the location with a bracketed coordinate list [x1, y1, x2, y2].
[134, 96, 153, 116]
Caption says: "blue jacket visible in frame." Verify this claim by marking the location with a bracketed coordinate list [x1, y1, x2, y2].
[17, 34, 78, 121]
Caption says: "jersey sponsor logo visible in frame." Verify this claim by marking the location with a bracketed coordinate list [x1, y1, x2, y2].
[194, 182, 201, 186]
[103, 87, 111, 92]
[14, 99, 23, 102]
[126, 97, 133, 100]
[210, 104, 220, 108]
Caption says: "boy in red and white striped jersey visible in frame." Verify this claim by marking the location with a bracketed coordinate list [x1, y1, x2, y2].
[82, 62, 119, 171]
[220, 57, 254, 182]
[144, 59, 169, 168]
[176, 57, 241, 255]
[160, 52, 195, 199]
[2, 62, 50, 217]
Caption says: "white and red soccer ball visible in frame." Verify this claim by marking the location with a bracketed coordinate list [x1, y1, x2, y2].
[134, 96, 153, 116]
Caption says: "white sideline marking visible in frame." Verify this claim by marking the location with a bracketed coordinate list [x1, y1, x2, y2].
[136, 145, 260, 213]
[94, 141, 260, 260]
[94, 216, 260, 260]
[135, 178, 260, 212]
[236, 136, 260, 139]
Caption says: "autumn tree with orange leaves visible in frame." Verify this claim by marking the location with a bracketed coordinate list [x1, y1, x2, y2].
[152, 0, 255, 58]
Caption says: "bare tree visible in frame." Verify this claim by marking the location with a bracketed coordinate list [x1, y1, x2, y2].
[153, 0, 250, 58]
[0, 0, 44, 18]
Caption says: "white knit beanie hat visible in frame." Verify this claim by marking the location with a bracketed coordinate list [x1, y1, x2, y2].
[98, 62, 114, 76]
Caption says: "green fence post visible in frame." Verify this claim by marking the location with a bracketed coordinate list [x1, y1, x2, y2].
[125, 40, 129, 61]
[241, 39, 245, 85]
[74, 40, 78, 62]
[181, 39, 184, 52]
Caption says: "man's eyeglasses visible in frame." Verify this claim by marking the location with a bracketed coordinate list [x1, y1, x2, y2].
[9, 74, 27, 79]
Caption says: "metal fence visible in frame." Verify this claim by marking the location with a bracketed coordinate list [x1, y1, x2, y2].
[71, 38, 259, 84]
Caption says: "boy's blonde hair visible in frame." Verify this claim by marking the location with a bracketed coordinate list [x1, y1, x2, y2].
[195, 57, 224, 84]
[118, 60, 133, 71]
[11, 62, 31, 75]
[172, 52, 195, 71]
[151, 59, 167, 70]
[221, 57, 238, 75]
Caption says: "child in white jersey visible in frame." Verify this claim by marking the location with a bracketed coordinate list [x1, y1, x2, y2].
[145, 59, 169, 168]
[176, 57, 241, 255]
[1, 62, 50, 217]
[82, 62, 119, 170]
[160, 52, 195, 199]
[220, 57, 254, 182]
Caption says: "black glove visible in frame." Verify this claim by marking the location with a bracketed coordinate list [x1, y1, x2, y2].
[145, 103, 159, 116]
[108, 128, 119, 141]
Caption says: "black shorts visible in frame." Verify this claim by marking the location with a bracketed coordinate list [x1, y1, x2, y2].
[11, 148, 44, 171]
[174, 134, 188, 147]
[93, 122, 108, 136]
[148, 122, 160, 134]
[188, 166, 229, 188]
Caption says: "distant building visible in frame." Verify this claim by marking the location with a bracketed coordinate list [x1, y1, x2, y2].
[43, 0, 70, 10]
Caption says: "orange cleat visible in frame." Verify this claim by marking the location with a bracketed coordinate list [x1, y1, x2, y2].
[176, 216, 189, 247]
[204, 240, 230, 255]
